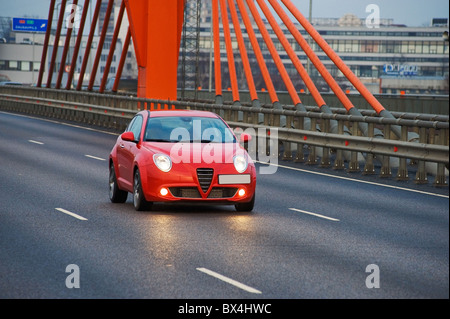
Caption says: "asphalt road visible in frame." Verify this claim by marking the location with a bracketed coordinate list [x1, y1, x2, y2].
[0, 111, 448, 299]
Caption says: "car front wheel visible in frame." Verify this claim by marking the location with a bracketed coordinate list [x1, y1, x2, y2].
[109, 163, 128, 203]
[133, 168, 152, 211]
[235, 194, 255, 212]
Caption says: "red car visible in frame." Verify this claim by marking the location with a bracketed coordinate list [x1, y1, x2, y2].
[109, 110, 256, 211]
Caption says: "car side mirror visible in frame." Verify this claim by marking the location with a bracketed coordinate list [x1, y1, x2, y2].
[240, 133, 252, 143]
[121, 131, 135, 142]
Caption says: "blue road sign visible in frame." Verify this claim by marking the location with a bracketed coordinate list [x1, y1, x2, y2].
[12, 18, 48, 33]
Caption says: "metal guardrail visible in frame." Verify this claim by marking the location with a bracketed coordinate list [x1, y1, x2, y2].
[0, 85, 448, 186]
[185, 89, 450, 116]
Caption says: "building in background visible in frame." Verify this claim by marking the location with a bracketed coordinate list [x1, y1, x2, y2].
[0, 1, 448, 95]
[190, 8, 449, 95]
[0, 0, 137, 88]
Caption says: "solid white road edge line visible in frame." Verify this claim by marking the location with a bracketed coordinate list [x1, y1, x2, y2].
[196, 267, 262, 294]
[289, 208, 340, 222]
[55, 208, 88, 221]
[256, 160, 449, 199]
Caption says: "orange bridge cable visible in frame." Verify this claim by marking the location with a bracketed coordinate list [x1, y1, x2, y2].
[236, 0, 278, 104]
[219, 0, 240, 102]
[46, 0, 67, 88]
[88, 0, 114, 91]
[268, 0, 355, 112]
[227, 0, 258, 102]
[113, 27, 131, 92]
[256, 0, 325, 108]
[280, 0, 385, 114]
[212, 0, 222, 97]
[246, 0, 301, 106]
[57, 0, 79, 89]
[100, 0, 126, 93]
[37, 0, 56, 87]
[77, 0, 101, 91]
[66, 0, 90, 90]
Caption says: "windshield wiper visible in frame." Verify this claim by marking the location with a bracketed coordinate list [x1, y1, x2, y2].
[145, 138, 175, 143]
[146, 138, 234, 143]
[189, 139, 222, 143]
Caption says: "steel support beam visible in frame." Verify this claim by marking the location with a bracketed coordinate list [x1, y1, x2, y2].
[46, 0, 67, 88]
[37, 0, 56, 88]
[66, 0, 90, 90]
[76, 0, 101, 91]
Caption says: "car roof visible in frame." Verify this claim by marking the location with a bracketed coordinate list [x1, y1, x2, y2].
[148, 110, 219, 118]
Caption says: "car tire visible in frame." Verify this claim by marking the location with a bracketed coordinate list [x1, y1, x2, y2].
[109, 162, 128, 203]
[235, 194, 255, 212]
[133, 168, 152, 211]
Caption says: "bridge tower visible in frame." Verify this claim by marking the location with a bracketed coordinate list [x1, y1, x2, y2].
[124, 0, 184, 100]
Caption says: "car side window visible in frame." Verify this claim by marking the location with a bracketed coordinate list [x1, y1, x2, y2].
[126, 117, 136, 132]
[127, 115, 143, 142]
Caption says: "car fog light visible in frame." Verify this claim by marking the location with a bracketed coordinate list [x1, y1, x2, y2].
[160, 188, 169, 196]
[238, 188, 246, 197]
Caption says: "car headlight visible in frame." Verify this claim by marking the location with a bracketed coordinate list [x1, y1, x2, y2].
[153, 154, 172, 172]
[233, 155, 248, 173]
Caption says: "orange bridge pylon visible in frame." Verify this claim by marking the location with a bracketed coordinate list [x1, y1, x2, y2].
[124, 0, 184, 100]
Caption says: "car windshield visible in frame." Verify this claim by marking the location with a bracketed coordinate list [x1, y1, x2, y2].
[144, 116, 236, 143]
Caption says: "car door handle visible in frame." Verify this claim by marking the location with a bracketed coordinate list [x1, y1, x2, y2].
[120, 144, 125, 148]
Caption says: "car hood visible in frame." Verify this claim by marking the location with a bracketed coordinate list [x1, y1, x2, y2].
[142, 142, 249, 164]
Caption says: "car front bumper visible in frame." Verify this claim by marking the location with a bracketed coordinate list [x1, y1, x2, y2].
[141, 163, 256, 204]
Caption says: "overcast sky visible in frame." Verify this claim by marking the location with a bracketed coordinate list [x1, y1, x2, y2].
[0, 0, 448, 27]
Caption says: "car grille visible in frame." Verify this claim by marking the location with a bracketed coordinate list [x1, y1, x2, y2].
[169, 187, 237, 199]
[197, 168, 214, 193]
[207, 187, 238, 199]
[169, 187, 201, 198]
